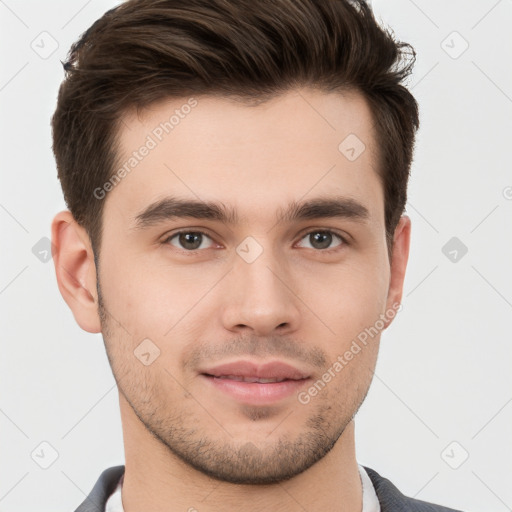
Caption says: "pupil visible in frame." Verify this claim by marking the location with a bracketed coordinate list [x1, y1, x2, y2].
[180, 232, 202, 250]
[311, 231, 331, 249]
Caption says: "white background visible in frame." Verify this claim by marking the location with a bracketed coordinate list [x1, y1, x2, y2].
[1, 1, 511, 511]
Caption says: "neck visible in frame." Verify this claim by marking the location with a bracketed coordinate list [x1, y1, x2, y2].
[119, 393, 362, 512]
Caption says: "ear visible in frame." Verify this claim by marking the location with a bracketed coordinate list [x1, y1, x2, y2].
[384, 215, 411, 327]
[51, 210, 101, 333]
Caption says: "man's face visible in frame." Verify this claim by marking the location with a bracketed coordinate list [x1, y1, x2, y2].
[94, 88, 406, 484]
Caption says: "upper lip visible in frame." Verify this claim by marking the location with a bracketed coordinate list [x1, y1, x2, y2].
[200, 360, 310, 380]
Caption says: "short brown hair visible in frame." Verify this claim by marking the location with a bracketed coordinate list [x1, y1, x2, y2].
[52, 0, 419, 257]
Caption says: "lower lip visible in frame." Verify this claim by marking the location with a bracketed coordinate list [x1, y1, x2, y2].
[201, 375, 310, 405]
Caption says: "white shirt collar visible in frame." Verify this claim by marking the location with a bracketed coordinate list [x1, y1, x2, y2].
[359, 464, 381, 512]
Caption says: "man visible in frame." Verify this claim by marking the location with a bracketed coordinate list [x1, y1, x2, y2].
[50, 0, 463, 510]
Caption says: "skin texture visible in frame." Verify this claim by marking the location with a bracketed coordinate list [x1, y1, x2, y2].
[52, 87, 411, 512]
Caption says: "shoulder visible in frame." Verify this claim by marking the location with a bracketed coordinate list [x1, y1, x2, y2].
[73, 465, 125, 512]
[363, 466, 464, 512]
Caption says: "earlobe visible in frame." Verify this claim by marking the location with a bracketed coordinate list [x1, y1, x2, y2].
[51, 210, 101, 333]
[385, 215, 411, 327]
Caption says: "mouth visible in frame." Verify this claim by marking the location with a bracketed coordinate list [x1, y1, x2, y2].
[204, 375, 295, 383]
[198, 360, 311, 404]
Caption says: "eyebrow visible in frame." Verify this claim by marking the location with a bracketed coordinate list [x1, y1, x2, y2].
[131, 195, 370, 230]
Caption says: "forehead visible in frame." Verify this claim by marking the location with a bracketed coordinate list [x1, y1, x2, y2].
[105, 88, 383, 227]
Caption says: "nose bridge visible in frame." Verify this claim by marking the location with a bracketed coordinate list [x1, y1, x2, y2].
[222, 237, 301, 335]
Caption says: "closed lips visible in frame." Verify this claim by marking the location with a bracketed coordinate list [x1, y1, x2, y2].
[207, 375, 296, 383]
[199, 360, 311, 381]
[200, 360, 312, 404]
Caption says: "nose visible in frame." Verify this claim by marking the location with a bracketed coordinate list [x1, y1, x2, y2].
[221, 245, 302, 337]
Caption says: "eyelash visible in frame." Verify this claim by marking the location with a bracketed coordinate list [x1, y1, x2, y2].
[161, 228, 349, 253]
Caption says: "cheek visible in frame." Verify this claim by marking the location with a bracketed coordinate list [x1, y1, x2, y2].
[100, 255, 221, 348]
[301, 261, 389, 336]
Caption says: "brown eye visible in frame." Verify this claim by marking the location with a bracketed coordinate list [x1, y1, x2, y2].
[166, 231, 214, 251]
